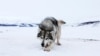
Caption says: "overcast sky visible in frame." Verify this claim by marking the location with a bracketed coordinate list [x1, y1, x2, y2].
[0, 0, 100, 20]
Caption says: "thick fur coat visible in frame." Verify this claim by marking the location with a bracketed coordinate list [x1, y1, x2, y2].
[37, 17, 66, 51]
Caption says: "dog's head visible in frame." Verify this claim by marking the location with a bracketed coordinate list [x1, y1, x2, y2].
[38, 30, 54, 48]
[38, 28, 54, 47]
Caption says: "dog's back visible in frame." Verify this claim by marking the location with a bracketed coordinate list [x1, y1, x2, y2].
[39, 17, 58, 31]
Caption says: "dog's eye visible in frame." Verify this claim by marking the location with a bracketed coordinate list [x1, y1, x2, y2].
[45, 38, 49, 40]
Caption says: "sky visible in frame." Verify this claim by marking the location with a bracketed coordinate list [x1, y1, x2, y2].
[0, 0, 100, 20]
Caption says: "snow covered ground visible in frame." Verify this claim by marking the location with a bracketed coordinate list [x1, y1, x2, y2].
[0, 0, 100, 56]
[0, 22, 100, 56]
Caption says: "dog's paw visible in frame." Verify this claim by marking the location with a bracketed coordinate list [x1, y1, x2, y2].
[57, 43, 61, 46]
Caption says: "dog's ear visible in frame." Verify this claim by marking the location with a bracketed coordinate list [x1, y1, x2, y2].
[37, 31, 42, 37]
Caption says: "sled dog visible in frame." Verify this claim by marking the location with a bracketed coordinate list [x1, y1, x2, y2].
[37, 17, 66, 51]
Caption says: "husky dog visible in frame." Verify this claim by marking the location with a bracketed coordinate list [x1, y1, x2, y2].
[37, 17, 66, 51]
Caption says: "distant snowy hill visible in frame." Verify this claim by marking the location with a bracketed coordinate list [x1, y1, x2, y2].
[0, 20, 100, 27]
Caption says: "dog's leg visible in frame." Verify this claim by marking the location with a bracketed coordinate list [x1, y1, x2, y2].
[56, 27, 61, 45]
[56, 20, 66, 45]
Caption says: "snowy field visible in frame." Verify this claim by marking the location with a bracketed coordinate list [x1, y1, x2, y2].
[0, 22, 100, 56]
[0, 0, 100, 56]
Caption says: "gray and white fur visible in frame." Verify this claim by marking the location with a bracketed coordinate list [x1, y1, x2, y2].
[37, 17, 66, 51]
